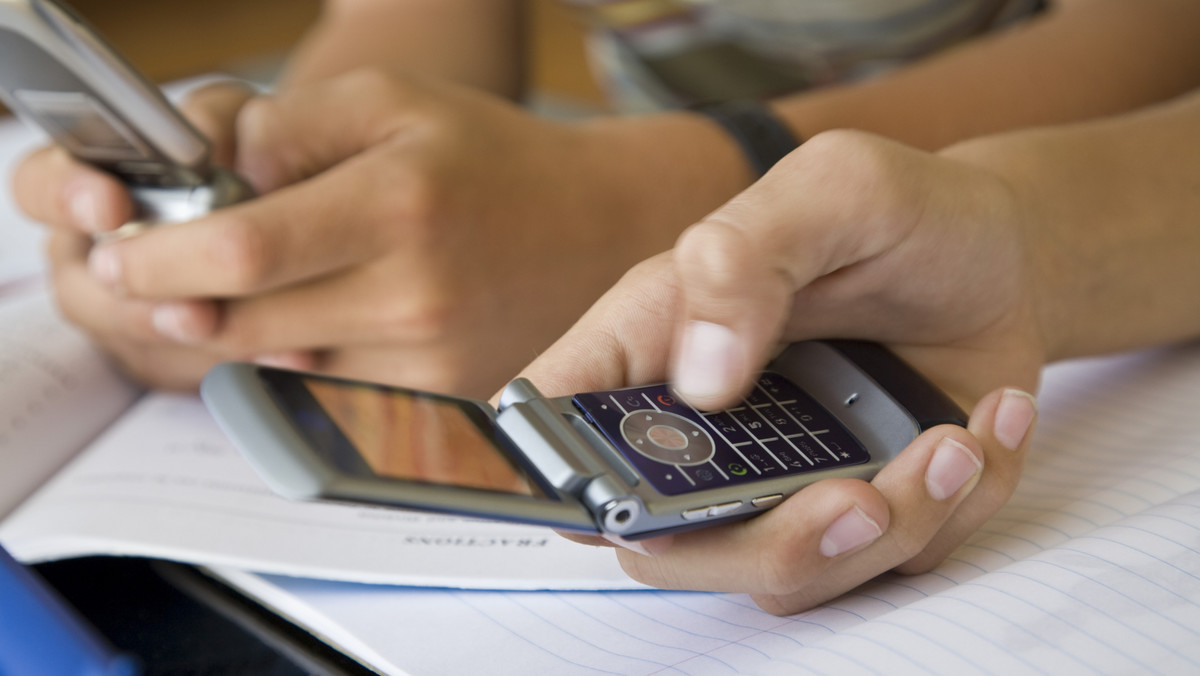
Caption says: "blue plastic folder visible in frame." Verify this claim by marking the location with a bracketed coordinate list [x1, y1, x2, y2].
[0, 544, 138, 676]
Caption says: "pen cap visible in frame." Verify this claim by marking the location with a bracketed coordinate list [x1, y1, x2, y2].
[0, 544, 140, 676]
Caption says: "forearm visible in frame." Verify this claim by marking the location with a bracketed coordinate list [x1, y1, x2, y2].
[278, 0, 525, 97]
[947, 88, 1200, 362]
[772, 0, 1200, 150]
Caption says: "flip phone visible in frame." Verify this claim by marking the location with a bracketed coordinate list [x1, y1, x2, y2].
[202, 341, 966, 539]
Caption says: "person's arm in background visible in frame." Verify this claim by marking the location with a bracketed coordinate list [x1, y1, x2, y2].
[514, 86, 1200, 615]
[768, 0, 1200, 149]
[283, 0, 1200, 144]
[587, 0, 1200, 193]
[277, 0, 526, 97]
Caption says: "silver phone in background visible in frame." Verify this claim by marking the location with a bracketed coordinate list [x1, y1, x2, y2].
[0, 0, 252, 230]
[202, 341, 968, 540]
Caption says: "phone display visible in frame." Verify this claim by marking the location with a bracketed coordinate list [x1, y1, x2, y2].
[203, 342, 966, 538]
[273, 371, 544, 497]
[15, 89, 150, 161]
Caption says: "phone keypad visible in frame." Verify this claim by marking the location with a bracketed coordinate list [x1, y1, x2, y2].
[573, 373, 869, 496]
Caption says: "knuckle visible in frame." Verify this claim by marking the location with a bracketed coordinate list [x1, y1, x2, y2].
[236, 97, 285, 157]
[180, 91, 223, 133]
[237, 94, 280, 130]
[674, 220, 751, 292]
[796, 128, 893, 170]
[884, 528, 931, 566]
[753, 537, 809, 596]
[801, 130, 916, 218]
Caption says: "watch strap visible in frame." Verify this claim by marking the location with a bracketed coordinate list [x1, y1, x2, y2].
[690, 100, 801, 176]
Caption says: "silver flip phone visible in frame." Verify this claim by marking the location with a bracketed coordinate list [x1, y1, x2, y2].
[201, 341, 966, 539]
[0, 0, 252, 229]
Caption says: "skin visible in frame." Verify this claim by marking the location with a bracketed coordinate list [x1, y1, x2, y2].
[514, 86, 1200, 614]
[12, 0, 1200, 396]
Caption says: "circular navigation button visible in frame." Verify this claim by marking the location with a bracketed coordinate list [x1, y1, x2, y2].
[647, 424, 688, 450]
[620, 410, 715, 465]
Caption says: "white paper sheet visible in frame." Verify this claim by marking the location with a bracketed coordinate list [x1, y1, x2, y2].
[0, 289, 139, 516]
[1, 392, 634, 589]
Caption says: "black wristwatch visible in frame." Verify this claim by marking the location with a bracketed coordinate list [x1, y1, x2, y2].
[690, 100, 801, 177]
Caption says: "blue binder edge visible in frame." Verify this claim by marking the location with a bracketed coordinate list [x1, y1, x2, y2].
[0, 543, 139, 676]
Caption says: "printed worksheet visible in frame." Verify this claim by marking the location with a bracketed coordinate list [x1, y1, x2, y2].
[1, 392, 634, 589]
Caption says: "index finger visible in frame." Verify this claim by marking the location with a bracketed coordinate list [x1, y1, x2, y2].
[84, 148, 412, 299]
[509, 254, 681, 400]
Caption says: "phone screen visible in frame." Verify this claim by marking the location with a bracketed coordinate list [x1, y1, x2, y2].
[15, 90, 147, 160]
[261, 370, 543, 497]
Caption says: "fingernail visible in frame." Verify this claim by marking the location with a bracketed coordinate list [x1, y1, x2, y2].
[925, 437, 982, 501]
[673, 320, 740, 404]
[69, 188, 106, 234]
[87, 245, 122, 288]
[601, 533, 674, 557]
[994, 389, 1037, 451]
[820, 506, 882, 558]
[152, 303, 198, 343]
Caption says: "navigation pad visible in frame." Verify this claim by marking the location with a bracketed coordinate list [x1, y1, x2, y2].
[573, 373, 870, 496]
[619, 410, 714, 466]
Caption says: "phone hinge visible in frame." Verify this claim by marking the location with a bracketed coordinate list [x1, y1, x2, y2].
[496, 378, 606, 495]
[582, 478, 644, 535]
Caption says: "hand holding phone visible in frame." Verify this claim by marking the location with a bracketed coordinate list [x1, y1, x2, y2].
[202, 341, 966, 539]
[0, 0, 252, 234]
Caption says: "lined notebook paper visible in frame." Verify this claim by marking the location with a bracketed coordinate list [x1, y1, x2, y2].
[218, 344, 1200, 675]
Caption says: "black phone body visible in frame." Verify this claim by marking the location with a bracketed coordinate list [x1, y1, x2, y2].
[202, 341, 966, 540]
[0, 0, 251, 226]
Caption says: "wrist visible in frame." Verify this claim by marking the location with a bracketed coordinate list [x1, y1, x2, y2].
[941, 137, 1075, 364]
[572, 112, 758, 246]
